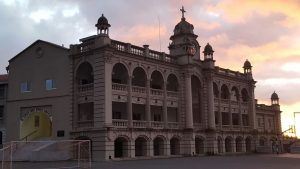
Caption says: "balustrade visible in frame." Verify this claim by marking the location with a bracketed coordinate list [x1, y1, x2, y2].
[112, 83, 127, 91]
[112, 119, 128, 127]
[151, 89, 163, 96]
[78, 83, 94, 92]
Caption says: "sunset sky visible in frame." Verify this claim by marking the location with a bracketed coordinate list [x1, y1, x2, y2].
[0, 0, 299, 135]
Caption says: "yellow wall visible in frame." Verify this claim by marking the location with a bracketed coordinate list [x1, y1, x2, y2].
[20, 112, 52, 141]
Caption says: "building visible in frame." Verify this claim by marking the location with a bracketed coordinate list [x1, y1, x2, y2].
[5, 8, 282, 160]
[0, 74, 8, 145]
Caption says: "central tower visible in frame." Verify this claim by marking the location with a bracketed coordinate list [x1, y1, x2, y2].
[169, 6, 201, 64]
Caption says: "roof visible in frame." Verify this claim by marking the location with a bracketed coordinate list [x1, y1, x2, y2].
[0, 74, 8, 83]
[9, 39, 69, 63]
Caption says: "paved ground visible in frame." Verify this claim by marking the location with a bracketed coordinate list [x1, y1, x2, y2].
[10, 154, 300, 169]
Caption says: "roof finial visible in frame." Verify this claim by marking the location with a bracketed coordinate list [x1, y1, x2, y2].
[180, 6, 186, 20]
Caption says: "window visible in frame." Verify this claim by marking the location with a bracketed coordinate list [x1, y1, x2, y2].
[242, 114, 249, 126]
[57, 130, 65, 137]
[21, 82, 31, 93]
[46, 79, 55, 90]
[0, 106, 3, 119]
[215, 111, 219, 124]
[0, 85, 4, 98]
[222, 112, 230, 125]
[232, 113, 239, 125]
[34, 115, 40, 127]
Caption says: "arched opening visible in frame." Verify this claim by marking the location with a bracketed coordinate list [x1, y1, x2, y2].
[76, 62, 94, 85]
[225, 137, 233, 153]
[221, 84, 230, 100]
[259, 137, 267, 146]
[213, 82, 219, 98]
[114, 137, 129, 158]
[167, 74, 179, 91]
[236, 137, 243, 152]
[153, 137, 165, 156]
[0, 131, 2, 146]
[132, 67, 146, 87]
[170, 137, 180, 155]
[20, 112, 52, 141]
[195, 137, 205, 154]
[231, 86, 239, 101]
[245, 137, 252, 152]
[112, 63, 128, 84]
[135, 137, 148, 157]
[217, 137, 223, 154]
[191, 75, 201, 123]
[74, 136, 92, 159]
[241, 89, 249, 102]
[150, 71, 164, 89]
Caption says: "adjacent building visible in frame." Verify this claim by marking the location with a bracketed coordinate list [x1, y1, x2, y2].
[0, 74, 8, 145]
[5, 9, 282, 160]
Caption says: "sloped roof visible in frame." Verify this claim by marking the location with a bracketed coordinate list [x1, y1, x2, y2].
[9, 39, 69, 63]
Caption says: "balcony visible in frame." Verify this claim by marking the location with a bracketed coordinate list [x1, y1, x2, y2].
[78, 84, 93, 93]
[77, 120, 94, 128]
[133, 120, 147, 128]
[112, 119, 128, 128]
[112, 83, 128, 91]
[151, 121, 164, 129]
[168, 122, 180, 129]
[167, 91, 178, 98]
[132, 86, 146, 94]
[151, 89, 163, 96]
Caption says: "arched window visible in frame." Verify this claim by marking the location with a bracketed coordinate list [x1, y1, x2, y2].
[235, 137, 243, 152]
[153, 136, 165, 156]
[191, 75, 201, 123]
[170, 137, 180, 155]
[225, 137, 233, 153]
[135, 137, 148, 157]
[76, 62, 94, 85]
[132, 67, 146, 87]
[114, 137, 129, 158]
[150, 71, 164, 89]
[112, 63, 128, 84]
[241, 88, 249, 102]
[221, 84, 230, 99]
[231, 86, 239, 101]
[213, 82, 219, 98]
[167, 74, 179, 91]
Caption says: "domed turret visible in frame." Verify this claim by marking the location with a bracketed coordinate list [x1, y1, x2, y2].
[203, 43, 214, 60]
[169, 6, 200, 62]
[271, 91, 279, 105]
[95, 14, 111, 36]
[243, 59, 252, 74]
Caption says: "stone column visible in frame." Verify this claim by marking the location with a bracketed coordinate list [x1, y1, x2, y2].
[207, 75, 216, 129]
[127, 76, 133, 128]
[232, 139, 236, 153]
[250, 85, 257, 129]
[185, 73, 193, 129]
[104, 61, 112, 126]
[146, 79, 151, 127]
[130, 139, 135, 158]
[242, 139, 246, 152]
[149, 139, 154, 156]
[163, 82, 168, 128]
[228, 84, 232, 128]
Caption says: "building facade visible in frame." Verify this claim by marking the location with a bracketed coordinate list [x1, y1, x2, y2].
[0, 74, 8, 145]
[5, 9, 282, 160]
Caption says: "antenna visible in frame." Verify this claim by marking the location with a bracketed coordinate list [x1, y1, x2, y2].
[157, 15, 161, 52]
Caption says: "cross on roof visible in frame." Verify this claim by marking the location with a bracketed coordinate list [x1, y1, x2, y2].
[180, 6, 186, 19]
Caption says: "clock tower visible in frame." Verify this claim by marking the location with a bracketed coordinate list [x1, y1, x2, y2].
[169, 6, 201, 64]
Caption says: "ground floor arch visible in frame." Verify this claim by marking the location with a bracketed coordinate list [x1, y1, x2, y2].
[114, 137, 130, 158]
[170, 137, 180, 155]
[225, 137, 233, 153]
[153, 136, 165, 156]
[20, 111, 52, 141]
[195, 137, 205, 154]
[236, 137, 243, 152]
[245, 137, 252, 152]
[135, 136, 148, 157]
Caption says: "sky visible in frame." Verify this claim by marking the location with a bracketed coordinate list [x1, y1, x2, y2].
[0, 0, 299, 135]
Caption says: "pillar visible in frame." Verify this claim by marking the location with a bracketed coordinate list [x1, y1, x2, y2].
[185, 74, 193, 129]
[163, 82, 168, 128]
[207, 76, 216, 129]
[127, 76, 133, 128]
[104, 61, 112, 126]
[146, 79, 151, 127]
[250, 85, 257, 129]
